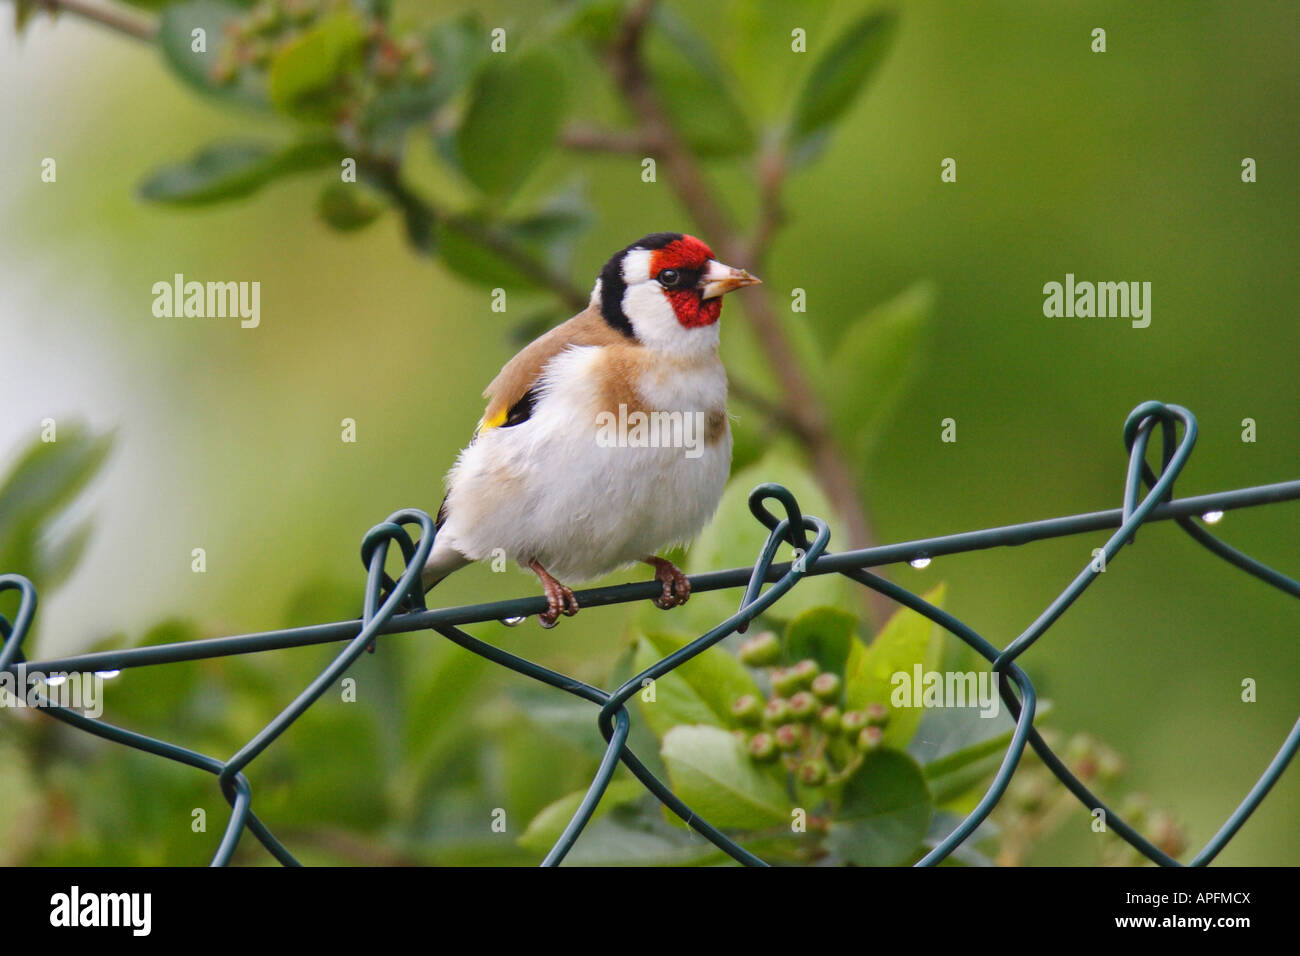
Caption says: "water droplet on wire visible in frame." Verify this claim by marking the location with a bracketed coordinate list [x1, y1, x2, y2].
[501, 616, 526, 627]
[1202, 510, 1224, 525]
[95, 670, 121, 679]
[909, 557, 932, 570]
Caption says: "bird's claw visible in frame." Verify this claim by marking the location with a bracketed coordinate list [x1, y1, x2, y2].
[532, 563, 579, 628]
[539, 584, 579, 628]
[650, 558, 691, 610]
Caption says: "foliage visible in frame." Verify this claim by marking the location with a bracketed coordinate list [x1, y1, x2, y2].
[519, 588, 1027, 866]
[3, 0, 953, 866]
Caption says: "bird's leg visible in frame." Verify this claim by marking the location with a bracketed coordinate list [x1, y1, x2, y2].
[644, 556, 691, 610]
[528, 559, 579, 628]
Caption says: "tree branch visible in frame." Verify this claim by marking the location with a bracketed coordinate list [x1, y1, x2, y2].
[362, 155, 589, 311]
[600, 0, 883, 579]
[442, 215, 589, 311]
[560, 123, 658, 155]
[31, 0, 156, 42]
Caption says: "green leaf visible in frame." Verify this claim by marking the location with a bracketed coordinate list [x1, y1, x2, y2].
[0, 425, 111, 597]
[518, 778, 644, 853]
[138, 141, 275, 205]
[843, 583, 946, 748]
[686, 448, 847, 627]
[546, 0, 625, 45]
[316, 182, 385, 231]
[157, 0, 265, 107]
[788, 10, 898, 158]
[825, 281, 934, 456]
[633, 631, 762, 737]
[644, 7, 755, 158]
[267, 10, 366, 120]
[422, 13, 485, 107]
[0, 425, 110, 541]
[632, 638, 722, 736]
[137, 137, 338, 206]
[827, 749, 932, 865]
[508, 685, 609, 759]
[661, 725, 794, 831]
[784, 605, 856, 675]
[913, 700, 1053, 805]
[455, 49, 566, 198]
[37, 518, 94, 591]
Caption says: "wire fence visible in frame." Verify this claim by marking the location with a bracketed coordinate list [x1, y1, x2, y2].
[3, 400, 1298, 866]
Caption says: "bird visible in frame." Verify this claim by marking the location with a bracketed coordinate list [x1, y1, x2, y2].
[420, 232, 761, 627]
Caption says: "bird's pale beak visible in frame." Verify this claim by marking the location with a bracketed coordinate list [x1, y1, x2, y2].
[700, 259, 762, 299]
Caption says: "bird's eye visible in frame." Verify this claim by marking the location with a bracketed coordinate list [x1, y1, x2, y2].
[658, 269, 681, 288]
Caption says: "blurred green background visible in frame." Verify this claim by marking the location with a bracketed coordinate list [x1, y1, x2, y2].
[1, 0, 1296, 865]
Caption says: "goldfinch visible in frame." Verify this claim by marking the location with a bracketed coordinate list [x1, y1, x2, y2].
[422, 232, 760, 627]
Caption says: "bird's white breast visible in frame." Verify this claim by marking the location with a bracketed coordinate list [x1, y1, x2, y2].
[438, 346, 731, 582]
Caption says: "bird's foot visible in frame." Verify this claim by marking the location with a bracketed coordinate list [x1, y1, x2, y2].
[528, 560, 580, 628]
[646, 556, 691, 610]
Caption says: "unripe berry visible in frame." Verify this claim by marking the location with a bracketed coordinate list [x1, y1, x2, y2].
[1120, 794, 1150, 827]
[1011, 774, 1048, 812]
[1064, 733, 1095, 764]
[864, 703, 890, 727]
[791, 658, 820, 688]
[788, 691, 817, 721]
[840, 709, 869, 736]
[249, 3, 282, 35]
[856, 725, 884, 752]
[732, 694, 763, 726]
[748, 732, 778, 762]
[770, 667, 802, 698]
[817, 705, 841, 734]
[762, 696, 790, 727]
[797, 759, 828, 787]
[1147, 810, 1186, 858]
[1097, 749, 1124, 781]
[811, 672, 841, 701]
[774, 723, 802, 752]
[738, 631, 781, 667]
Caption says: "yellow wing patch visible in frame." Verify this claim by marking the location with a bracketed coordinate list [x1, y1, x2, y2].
[477, 407, 509, 434]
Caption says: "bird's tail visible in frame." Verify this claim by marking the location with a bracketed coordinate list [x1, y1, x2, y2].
[420, 538, 471, 595]
[366, 538, 469, 617]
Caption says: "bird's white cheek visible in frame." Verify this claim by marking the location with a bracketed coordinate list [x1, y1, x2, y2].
[623, 282, 720, 354]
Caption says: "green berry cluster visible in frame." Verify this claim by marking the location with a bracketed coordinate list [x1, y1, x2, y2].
[211, 0, 434, 116]
[996, 730, 1187, 865]
[733, 631, 889, 788]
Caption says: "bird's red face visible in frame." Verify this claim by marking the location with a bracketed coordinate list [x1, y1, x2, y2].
[649, 235, 761, 328]
[597, 232, 761, 348]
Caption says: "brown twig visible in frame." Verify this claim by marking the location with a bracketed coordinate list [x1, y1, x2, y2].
[31, 0, 156, 41]
[560, 123, 659, 155]
[362, 155, 590, 312]
[598, 0, 885, 619]
[442, 215, 589, 311]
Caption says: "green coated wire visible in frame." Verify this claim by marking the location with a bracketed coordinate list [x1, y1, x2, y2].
[3, 402, 1298, 867]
